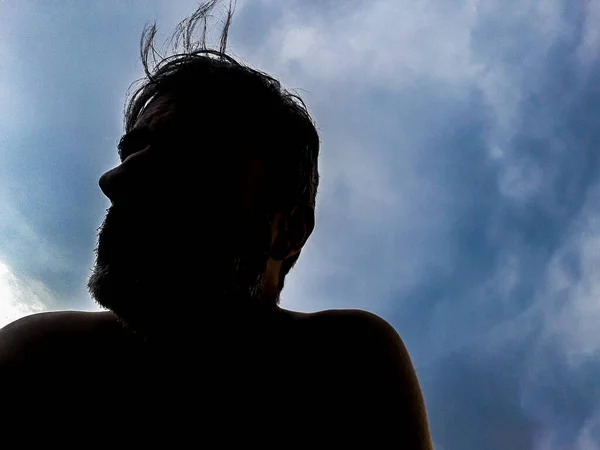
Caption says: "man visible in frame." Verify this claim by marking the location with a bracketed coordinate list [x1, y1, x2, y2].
[0, 3, 432, 446]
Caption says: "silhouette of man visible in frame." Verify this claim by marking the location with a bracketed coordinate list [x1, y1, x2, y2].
[0, 3, 432, 447]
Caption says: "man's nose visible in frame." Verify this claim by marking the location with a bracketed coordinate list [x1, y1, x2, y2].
[98, 148, 157, 206]
[98, 165, 128, 204]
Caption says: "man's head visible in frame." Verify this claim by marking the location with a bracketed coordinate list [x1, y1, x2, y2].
[87, 2, 319, 338]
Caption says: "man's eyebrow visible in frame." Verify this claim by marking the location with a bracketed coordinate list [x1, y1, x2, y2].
[117, 128, 151, 160]
[117, 135, 127, 155]
[117, 135, 132, 161]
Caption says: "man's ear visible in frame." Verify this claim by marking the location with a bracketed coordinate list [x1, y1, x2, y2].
[269, 205, 315, 262]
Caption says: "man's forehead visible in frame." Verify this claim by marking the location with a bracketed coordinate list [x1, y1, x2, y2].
[131, 92, 268, 197]
[135, 93, 181, 129]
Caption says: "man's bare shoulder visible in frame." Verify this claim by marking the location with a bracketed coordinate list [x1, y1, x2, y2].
[284, 307, 414, 378]
[287, 308, 433, 448]
[0, 310, 121, 338]
[0, 310, 122, 368]
[308, 308, 421, 385]
[287, 307, 403, 347]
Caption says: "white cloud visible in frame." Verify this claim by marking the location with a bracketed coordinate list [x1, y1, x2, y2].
[576, 410, 600, 450]
[280, 26, 317, 61]
[517, 176, 600, 449]
[575, 0, 600, 70]
[267, 0, 481, 90]
[0, 195, 75, 277]
[0, 260, 52, 328]
[0, 31, 29, 140]
[498, 158, 544, 203]
[531, 409, 600, 450]
[540, 180, 600, 368]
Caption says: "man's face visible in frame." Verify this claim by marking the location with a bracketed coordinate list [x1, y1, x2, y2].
[87, 93, 277, 336]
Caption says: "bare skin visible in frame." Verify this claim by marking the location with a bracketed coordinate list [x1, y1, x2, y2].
[0, 93, 433, 447]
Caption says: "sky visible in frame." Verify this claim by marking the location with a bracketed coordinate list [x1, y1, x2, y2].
[0, 0, 599, 448]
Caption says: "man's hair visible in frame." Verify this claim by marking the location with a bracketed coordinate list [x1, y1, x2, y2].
[123, 1, 320, 293]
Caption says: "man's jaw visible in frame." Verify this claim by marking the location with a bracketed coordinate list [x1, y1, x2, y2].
[88, 253, 273, 341]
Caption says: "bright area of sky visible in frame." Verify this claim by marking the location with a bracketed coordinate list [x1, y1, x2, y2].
[1, 1, 599, 448]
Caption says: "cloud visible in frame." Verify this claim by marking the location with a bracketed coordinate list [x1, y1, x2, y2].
[267, 0, 481, 89]
[246, 0, 600, 447]
[0, 195, 75, 285]
[542, 181, 600, 366]
[1, 1, 600, 448]
[422, 349, 540, 450]
[575, 0, 600, 70]
[515, 177, 600, 449]
[0, 260, 53, 328]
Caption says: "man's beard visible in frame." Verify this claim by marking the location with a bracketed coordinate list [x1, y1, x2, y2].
[87, 203, 276, 340]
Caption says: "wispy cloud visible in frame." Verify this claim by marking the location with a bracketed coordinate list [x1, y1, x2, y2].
[0, 261, 54, 327]
[0, 0, 599, 447]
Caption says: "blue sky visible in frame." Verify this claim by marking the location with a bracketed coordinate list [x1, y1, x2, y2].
[1, 0, 599, 448]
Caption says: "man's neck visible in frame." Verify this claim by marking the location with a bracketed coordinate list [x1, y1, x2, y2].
[113, 300, 283, 349]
